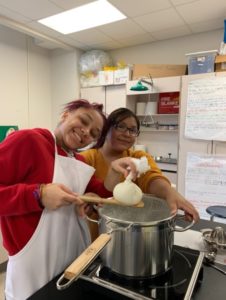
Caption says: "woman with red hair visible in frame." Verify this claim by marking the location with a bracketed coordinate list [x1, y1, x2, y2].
[0, 99, 137, 300]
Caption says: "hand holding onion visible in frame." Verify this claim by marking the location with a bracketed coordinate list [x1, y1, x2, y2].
[113, 157, 150, 206]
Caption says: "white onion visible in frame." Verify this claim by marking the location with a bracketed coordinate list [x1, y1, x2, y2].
[113, 179, 143, 205]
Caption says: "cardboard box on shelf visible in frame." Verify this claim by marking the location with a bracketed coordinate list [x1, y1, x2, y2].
[80, 73, 99, 87]
[158, 92, 180, 114]
[113, 67, 131, 84]
[215, 55, 226, 72]
[98, 70, 114, 85]
[132, 64, 187, 79]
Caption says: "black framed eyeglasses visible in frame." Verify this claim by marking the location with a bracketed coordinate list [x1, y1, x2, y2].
[113, 123, 140, 137]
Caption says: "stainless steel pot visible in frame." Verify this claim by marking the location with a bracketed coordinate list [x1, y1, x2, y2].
[56, 194, 194, 290]
[97, 194, 194, 277]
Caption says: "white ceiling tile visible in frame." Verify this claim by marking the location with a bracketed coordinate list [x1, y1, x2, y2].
[189, 18, 224, 33]
[98, 19, 147, 39]
[49, 0, 93, 10]
[0, 0, 225, 51]
[87, 40, 124, 51]
[55, 35, 88, 49]
[109, 0, 172, 17]
[134, 8, 185, 32]
[118, 33, 156, 46]
[0, 0, 62, 20]
[176, 0, 226, 23]
[68, 29, 112, 44]
[0, 5, 31, 23]
[27, 21, 61, 37]
[171, 0, 200, 5]
[151, 25, 191, 40]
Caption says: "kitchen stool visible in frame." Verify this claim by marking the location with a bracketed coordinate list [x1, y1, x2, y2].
[206, 205, 226, 221]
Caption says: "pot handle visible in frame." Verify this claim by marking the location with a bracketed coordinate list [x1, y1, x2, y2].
[86, 214, 100, 224]
[56, 233, 111, 290]
[174, 214, 195, 232]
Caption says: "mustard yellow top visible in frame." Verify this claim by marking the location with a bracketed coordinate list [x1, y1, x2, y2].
[80, 148, 170, 193]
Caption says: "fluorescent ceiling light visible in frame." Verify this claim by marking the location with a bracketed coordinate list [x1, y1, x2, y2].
[38, 0, 126, 34]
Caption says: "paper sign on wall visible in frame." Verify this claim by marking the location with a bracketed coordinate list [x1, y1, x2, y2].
[185, 77, 226, 141]
[185, 152, 226, 223]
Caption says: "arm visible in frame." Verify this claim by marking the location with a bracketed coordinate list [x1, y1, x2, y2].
[131, 150, 199, 222]
[147, 179, 200, 222]
[77, 153, 112, 198]
[0, 129, 54, 255]
[0, 130, 47, 217]
[41, 156, 137, 216]
[0, 129, 77, 216]
[104, 157, 137, 191]
[79, 154, 137, 196]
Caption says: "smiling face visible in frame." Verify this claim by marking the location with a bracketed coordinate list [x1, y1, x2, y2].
[55, 107, 104, 151]
[106, 116, 138, 153]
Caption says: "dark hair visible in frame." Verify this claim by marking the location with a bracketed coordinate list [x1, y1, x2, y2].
[95, 108, 140, 148]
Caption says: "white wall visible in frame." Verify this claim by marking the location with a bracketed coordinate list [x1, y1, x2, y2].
[27, 39, 52, 129]
[0, 24, 83, 131]
[0, 25, 52, 130]
[109, 29, 223, 65]
[0, 25, 53, 262]
[0, 25, 83, 264]
[50, 48, 82, 128]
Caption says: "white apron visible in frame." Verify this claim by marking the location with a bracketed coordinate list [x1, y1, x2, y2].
[5, 136, 95, 300]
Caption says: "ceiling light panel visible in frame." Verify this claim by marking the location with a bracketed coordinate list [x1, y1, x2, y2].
[38, 0, 126, 34]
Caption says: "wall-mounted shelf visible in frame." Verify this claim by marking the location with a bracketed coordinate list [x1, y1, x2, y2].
[140, 127, 178, 133]
[126, 76, 181, 162]
[138, 113, 178, 132]
[137, 114, 179, 117]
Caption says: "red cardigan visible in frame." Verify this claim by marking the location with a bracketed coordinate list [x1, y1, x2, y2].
[0, 128, 111, 255]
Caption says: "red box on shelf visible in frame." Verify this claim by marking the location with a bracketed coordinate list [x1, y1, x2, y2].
[158, 92, 180, 114]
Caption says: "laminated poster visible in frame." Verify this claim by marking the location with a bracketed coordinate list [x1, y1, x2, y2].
[185, 152, 226, 223]
[185, 77, 226, 141]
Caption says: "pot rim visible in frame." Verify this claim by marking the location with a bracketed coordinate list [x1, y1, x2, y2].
[98, 194, 177, 226]
[99, 211, 177, 227]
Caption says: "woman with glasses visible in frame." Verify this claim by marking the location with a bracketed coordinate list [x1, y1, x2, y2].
[80, 107, 199, 240]
[0, 100, 138, 300]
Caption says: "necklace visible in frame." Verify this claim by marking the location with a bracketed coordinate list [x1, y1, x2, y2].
[61, 147, 75, 158]
[55, 135, 75, 158]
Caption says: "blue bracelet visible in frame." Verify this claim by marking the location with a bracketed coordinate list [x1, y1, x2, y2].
[33, 184, 44, 209]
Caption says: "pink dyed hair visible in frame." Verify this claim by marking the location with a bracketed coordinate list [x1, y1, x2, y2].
[62, 99, 107, 144]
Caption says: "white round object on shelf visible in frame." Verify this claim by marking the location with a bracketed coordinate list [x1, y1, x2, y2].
[136, 102, 146, 115]
[145, 102, 157, 115]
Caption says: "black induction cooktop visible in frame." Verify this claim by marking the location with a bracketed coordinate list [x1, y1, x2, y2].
[28, 245, 204, 300]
